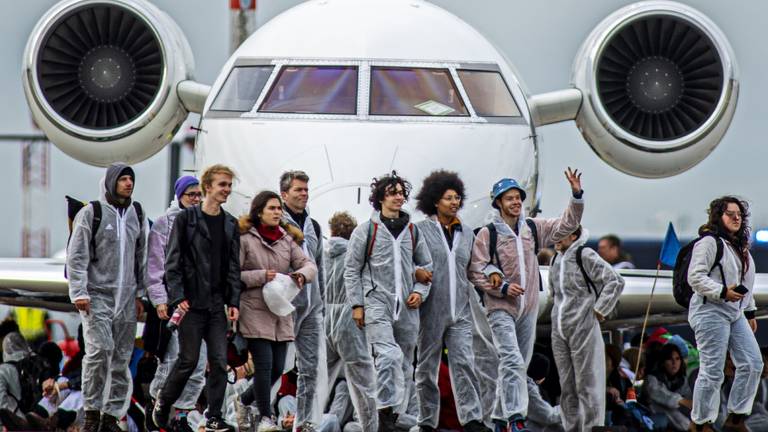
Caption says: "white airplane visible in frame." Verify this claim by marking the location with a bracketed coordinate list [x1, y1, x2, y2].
[1, 0, 762, 327]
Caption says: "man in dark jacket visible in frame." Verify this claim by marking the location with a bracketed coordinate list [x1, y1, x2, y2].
[153, 164, 241, 432]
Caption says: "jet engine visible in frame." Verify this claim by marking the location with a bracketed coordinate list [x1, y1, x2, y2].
[22, 0, 199, 166]
[571, 1, 738, 178]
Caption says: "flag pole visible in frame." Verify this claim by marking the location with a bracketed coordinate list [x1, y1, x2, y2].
[633, 260, 662, 381]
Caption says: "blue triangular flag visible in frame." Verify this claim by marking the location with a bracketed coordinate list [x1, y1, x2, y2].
[659, 222, 681, 267]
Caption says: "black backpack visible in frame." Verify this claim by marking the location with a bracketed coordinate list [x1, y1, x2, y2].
[474, 219, 543, 291]
[8, 354, 47, 413]
[551, 246, 598, 297]
[672, 234, 724, 308]
[65, 197, 144, 275]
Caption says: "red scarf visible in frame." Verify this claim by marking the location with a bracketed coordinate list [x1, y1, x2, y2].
[257, 223, 283, 244]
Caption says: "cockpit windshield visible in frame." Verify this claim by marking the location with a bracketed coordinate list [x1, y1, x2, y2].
[258, 66, 358, 115]
[457, 69, 521, 117]
[369, 67, 469, 116]
[210, 66, 273, 112]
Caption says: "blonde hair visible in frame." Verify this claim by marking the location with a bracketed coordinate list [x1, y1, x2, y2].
[200, 164, 236, 196]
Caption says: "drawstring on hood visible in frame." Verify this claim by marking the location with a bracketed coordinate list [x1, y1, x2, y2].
[105, 163, 134, 209]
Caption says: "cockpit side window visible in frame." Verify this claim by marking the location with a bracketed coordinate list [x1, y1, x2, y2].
[457, 69, 521, 117]
[210, 66, 274, 112]
[258, 66, 358, 115]
[369, 67, 469, 116]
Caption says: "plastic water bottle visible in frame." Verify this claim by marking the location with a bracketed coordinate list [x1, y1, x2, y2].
[167, 307, 186, 331]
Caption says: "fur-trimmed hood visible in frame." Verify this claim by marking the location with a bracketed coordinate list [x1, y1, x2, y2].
[238, 215, 305, 244]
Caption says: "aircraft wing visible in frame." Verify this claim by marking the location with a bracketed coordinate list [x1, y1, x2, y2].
[0, 258, 73, 312]
[3, 258, 768, 327]
[537, 267, 768, 332]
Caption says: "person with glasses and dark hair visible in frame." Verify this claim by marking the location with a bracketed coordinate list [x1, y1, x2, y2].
[344, 171, 433, 431]
[688, 196, 762, 432]
[146, 175, 205, 431]
[412, 170, 489, 432]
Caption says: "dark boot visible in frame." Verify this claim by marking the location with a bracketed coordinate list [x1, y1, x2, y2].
[152, 399, 171, 429]
[378, 407, 397, 432]
[99, 414, 122, 432]
[83, 410, 101, 432]
[145, 399, 159, 431]
[688, 423, 714, 432]
[722, 413, 748, 432]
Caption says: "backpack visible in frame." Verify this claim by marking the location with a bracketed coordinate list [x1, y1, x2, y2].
[65, 196, 144, 271]
[8, 355, 47, 413]
[551, 246, 599, 297]
[474, 219, 543, 291]
[672, 234, 724, 308]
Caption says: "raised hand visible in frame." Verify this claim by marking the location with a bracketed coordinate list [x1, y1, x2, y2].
[564, 167, 582, 195]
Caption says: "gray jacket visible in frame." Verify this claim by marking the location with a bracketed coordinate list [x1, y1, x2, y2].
[67, 166, 148, 306]
[344, 211, 433, 313]
[414, 216, 474, 323]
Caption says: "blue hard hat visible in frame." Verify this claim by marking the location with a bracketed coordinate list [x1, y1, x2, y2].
[490, 178, 526, 208]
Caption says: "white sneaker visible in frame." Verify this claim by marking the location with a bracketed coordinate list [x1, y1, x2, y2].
[256, 416, 281, 432]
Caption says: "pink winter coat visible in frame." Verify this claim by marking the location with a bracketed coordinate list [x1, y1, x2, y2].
[239, 218, 317, 341]
[469, 197, 583, 317]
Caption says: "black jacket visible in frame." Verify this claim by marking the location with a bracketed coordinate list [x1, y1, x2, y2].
[165, 205, 241, 310]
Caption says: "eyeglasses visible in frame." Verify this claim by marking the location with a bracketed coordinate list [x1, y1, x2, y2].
[724, 210, 742, 219]
[386, 190, 405, 197]
[183, 192, 203, 198]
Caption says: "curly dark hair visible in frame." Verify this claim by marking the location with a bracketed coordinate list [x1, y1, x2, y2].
[414, 170, 465, 216]
[329, 211, 357, 240]
[369, 171, 411, 211]
[249, 190, 282, 224]
[701, 195, 751, 271]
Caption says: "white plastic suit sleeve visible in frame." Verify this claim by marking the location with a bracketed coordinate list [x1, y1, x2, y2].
[468, 228, 505, 298]
[581, 248, 625, 317]
[688, 236, 728, 302]
[343, 222, 370, 308]
[411, 228, 434, 300]
[67, 204, 94, 302]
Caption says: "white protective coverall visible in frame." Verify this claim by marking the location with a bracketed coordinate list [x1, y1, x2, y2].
[343, 210, 433, 414]
[469, 197, 583, 422]
[283, 209, 329, 427]
[324, 236, 378, 431]
[414, 217, 484, 428]
[67, 163, 147, 418]
[687, 234, 762, 424]
[548, 228, 624, 432]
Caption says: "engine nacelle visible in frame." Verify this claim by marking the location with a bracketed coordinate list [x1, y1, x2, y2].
[22, 0, 195, 166]
[572, 1, 738, 178]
